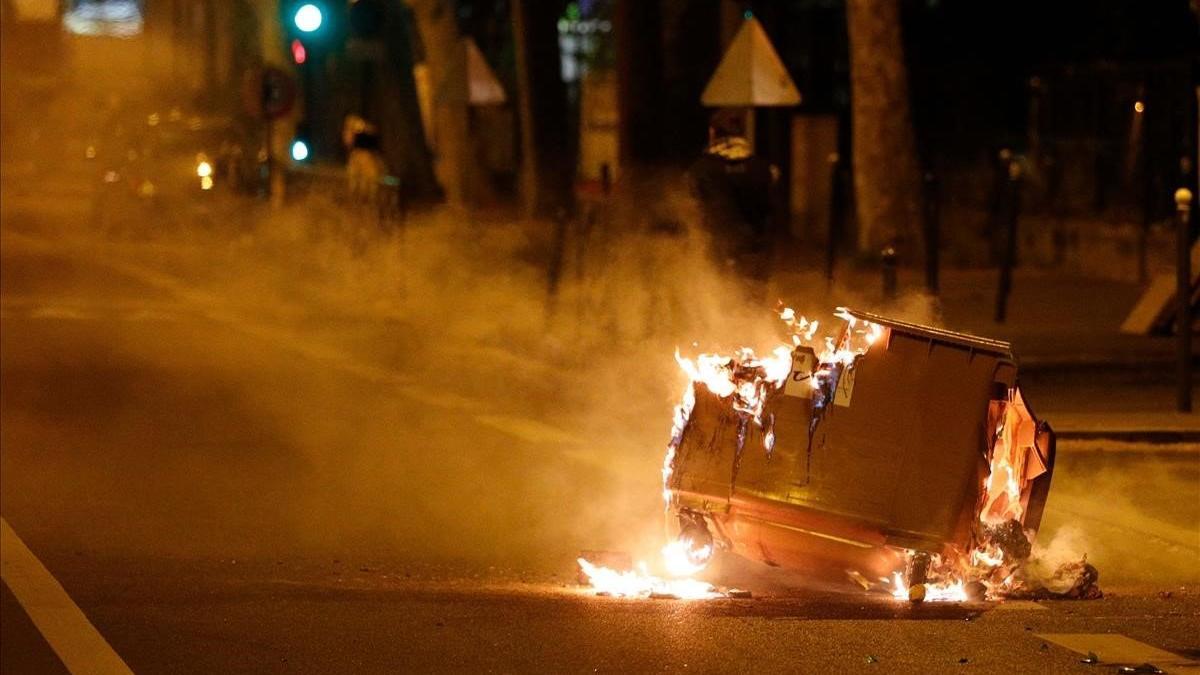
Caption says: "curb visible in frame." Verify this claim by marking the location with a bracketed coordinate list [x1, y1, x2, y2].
[1056, 429, 1200, 444]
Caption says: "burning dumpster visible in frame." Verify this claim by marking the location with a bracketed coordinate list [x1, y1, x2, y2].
[663, 308, 1056, 599]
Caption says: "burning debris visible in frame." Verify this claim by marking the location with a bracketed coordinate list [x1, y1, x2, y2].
[575, 556, 722, 600]
[578, 306, 1099, 604]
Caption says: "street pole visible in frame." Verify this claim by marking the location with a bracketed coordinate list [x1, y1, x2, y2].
[1176, 187, 1193, 413]
[264, 115, 274, 201]
[825, 152, 841, 287]
[881, 242, 897, 303]
[994, 160, 1022, 323]
[922, 171, 940, 296]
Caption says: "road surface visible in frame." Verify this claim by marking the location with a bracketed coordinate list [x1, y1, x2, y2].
[2, 175, 1198, 673]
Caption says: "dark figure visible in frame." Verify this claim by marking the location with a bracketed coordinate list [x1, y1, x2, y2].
[690, 109, 775, 287]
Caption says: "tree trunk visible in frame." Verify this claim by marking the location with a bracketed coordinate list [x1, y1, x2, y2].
[615, 0, 661, 166]
[409, 0, 470, 205]
[511, 0, 572, 217]
[374, 1, 441, 199]
[845, 0, 921, 254]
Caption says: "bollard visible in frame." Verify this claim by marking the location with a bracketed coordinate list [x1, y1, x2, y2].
[545, 208, 570, 326]
[1176, 187, 1193, 413]
[881, 243, 897, 302]
[994, 160, 1022, 323]
[922, 171, 940, 295]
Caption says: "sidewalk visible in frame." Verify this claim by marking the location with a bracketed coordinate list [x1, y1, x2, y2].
[1050, 412, 1200, 443]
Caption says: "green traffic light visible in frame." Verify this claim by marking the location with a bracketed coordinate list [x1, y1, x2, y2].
[293, 3, 323, 33]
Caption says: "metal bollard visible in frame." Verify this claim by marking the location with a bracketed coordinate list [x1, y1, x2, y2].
[881, 243, 897, 302]
[1176, 187, 1193, 413]
[994, 160, 1023, 323]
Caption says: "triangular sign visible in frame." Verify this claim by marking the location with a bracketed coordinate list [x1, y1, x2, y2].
[701, 17, 800, 107]
[466, 39, 506, 106]
[437, 38, 507, 106]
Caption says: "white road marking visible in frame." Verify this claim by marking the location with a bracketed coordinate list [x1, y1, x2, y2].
[1037, 633, 1199, 670]
[29, 306, 94, 320]
[474, 414, 584, 446]
[0, 518, 133, 675]
[4, 232, 593, 453]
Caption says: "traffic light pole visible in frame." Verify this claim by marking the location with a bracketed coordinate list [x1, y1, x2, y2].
[1177, 187, 1193, 413]
[266, 116, 285, 209]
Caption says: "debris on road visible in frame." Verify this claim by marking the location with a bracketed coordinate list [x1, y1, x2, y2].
[1003, 558, 1103, 600]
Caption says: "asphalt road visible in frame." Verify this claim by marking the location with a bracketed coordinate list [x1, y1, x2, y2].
[2, 192, 1199, 673]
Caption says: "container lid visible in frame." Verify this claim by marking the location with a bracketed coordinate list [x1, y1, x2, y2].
[843, 308, 1013, 357]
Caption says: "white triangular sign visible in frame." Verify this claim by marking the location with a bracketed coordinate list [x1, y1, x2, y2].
[701, 17, 800, 107]
[466, 39, 506, 106]
[436, 37, 507, 106]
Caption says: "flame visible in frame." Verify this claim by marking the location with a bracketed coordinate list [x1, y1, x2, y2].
[662, 539, 712, 577]
[588, 308, 893, 601]
[885, 392, 1041, 603]
[889, 571, 969, 603]
[673, 345, 794, 426]
[980, 394, 1034, 525]
[577, 544, 722, 600]
[661, 382, 695, 503]
[972, 545, 1005, 568]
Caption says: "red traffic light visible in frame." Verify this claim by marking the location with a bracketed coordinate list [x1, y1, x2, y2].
[290, 38, 307, 65]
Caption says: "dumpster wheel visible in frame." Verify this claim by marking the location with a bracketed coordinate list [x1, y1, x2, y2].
[673, 512, 715, 571]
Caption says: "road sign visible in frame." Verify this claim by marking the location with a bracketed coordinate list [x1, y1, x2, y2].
[437, 38, 507, 106]
[1121, 240, 1200, 335]
[241, 67, 297, 121]
[702, 16, 800, 107]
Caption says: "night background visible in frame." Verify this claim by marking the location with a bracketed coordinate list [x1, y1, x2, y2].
[1, 1, 1198, 672]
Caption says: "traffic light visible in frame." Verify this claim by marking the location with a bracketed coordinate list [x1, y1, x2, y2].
[290, 121, 311, 162]
[290, 138, 310, 162]
[290, 38, 307, 65]
[292, 3, 323, 33]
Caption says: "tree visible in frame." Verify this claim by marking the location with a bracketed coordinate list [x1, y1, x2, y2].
[375, 1, 441, 199]
[511, 0, 572, 217]
[845, 0, 921, 254]
[615, 0, 662, 166]
[409, 0, 471, 204]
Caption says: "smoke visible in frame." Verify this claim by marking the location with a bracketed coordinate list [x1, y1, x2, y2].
[1034, 444, 1200, 586]
[0, 62, 947, 581]
[13, 35, 1192, 593]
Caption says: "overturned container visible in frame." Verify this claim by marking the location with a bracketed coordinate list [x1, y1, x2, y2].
[665, 309, 1055, 586]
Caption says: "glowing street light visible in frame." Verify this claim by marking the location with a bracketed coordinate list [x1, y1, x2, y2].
[293, 3, 323, 33]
